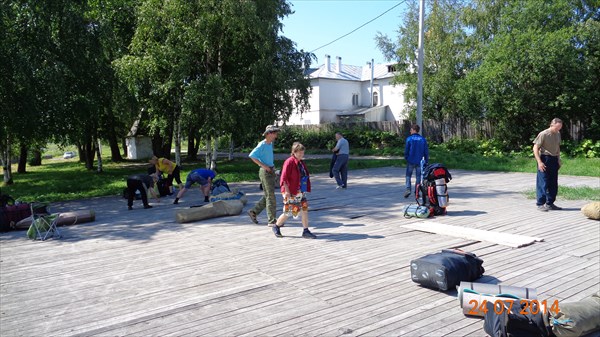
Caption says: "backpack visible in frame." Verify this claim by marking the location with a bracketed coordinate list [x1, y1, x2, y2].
[483, 300, 552, 337]
[416, 163, 451, 217]
[211, 179, 230, 195]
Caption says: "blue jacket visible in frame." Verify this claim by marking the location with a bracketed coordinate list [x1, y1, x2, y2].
[405, 134, 429, 165]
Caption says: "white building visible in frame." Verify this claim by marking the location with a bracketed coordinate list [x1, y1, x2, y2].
[286, 55, 410, 125]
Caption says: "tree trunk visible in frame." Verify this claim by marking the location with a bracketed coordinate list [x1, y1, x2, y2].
[96, 137, 103, 173]
[210, 136, 218, 171]
[1, 134, 14, 185]
[205, 137, 211, 169]
[174, 117, 181, 166]
[186, 126, 199, 161]
[30, 149, 42, 166]
[228, 137, 234, 161]
[17, 143, 27, 173]
[107, 132, 123, 162]
[84, 140, 94, 170]
[122, 138, 128, 158]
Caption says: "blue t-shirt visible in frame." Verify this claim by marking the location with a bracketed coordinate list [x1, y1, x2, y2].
[190, 169, 216, 179]
[404, 134, 429, 165]
[249, 140, 275, 167]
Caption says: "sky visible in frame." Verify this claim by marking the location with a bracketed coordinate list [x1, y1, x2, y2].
[280, 0, 409, 68]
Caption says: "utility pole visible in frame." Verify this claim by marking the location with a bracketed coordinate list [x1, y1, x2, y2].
[417, 0, 425, 133]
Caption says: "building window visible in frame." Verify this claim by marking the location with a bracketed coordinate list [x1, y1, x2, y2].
[372, 92, 379, 106]
[352, 94, 359, 106]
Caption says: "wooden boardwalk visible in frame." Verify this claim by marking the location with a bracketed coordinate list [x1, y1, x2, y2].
[1, 167, 599, 337]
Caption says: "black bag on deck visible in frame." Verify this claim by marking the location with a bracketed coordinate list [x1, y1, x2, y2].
[483, 300, 552, 337]
[410, 249, 484, 291]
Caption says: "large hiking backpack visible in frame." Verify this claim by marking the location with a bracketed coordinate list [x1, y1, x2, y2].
[416, 163, 452, 217]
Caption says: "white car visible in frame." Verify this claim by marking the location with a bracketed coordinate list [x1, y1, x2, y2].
[63, 151, 76, 159]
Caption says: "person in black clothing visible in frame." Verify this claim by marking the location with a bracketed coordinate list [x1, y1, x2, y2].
[126, 174, 159, 210]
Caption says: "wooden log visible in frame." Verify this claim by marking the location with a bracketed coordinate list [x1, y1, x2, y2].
[175, 200, 244, 224]
[14, 210, 96, 230]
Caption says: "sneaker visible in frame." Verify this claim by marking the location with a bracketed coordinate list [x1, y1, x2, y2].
[204, 196, 210, 202]
[144, 205, 153, 209]
[537, 204, 549, 212]
[128, 206, 133, 210]
[547, 204, 563, 210]
[302, 229, 316, 239]
[272, 225, 283, 238]
[336, 185, 343, 190]
[404, 189, 411, 198]
[247, 210, 259, 224]
[173, 199, 179, 205]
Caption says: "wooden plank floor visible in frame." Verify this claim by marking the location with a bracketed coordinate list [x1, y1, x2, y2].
[1, 167, 599, 337]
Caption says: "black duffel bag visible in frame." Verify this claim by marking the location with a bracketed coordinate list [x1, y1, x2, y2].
[410, 249, 484, 291]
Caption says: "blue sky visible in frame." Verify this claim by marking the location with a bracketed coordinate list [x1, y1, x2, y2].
[280, 0, 409, 67]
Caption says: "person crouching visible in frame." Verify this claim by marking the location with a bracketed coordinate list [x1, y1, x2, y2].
[126, 173, 159, 210]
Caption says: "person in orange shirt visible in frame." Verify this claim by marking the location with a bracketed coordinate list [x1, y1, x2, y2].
[149, 156, 182, 194]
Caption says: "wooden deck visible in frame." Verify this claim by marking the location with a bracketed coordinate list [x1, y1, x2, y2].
[1, 167, 599, 337]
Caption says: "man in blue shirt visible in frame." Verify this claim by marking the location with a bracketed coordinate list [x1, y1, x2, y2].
[247, 125, 280, 225]
[332, 132, 350, 189]
[173, 168, 216, 204]
[404, 124, 429, 198]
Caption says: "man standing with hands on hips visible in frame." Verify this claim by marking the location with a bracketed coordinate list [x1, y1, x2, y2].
[533, 118, 563, 211]
[247, 125, 280, 226]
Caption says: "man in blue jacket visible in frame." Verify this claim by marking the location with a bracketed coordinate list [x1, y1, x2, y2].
[404, 124, 429, 198]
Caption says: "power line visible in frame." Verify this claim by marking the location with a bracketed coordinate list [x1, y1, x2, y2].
[309, 0, 408, 54]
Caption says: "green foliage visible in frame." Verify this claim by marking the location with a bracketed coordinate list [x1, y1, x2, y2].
[561, 140, 600, 158]
[275, 127, 404, 152]
[378, 0, 600, 149]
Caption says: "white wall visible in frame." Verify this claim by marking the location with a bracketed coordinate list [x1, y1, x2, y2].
[381, 80, 408, 121]
[319, 79, 362, 111]
[286, 71, 410, 125]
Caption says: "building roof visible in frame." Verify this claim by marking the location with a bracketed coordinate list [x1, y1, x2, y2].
[308, 58, 396, 82]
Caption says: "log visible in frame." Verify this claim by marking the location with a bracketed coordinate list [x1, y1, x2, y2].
[175, 200, 244, 223]
[14, 210, 96, 230]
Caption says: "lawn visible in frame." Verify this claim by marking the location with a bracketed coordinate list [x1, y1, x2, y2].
[1, 150, 598, 203]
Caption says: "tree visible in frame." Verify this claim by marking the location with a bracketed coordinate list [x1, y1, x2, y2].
[115, 0, 312, 164]
[457, 0, 600, 145]
[376, 0, 469, 123]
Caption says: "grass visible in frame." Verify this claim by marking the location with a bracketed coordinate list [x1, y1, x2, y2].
[524, 186, 600, 201]
[1, 148, 597, 203]
[1, 157, 398, 203]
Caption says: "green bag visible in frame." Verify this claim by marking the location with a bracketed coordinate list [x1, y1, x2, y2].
[551, 291, 600, 337]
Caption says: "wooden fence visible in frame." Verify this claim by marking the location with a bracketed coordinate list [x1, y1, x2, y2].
[285, 119, 589, 143]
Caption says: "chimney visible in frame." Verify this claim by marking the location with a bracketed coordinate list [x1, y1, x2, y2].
[325, 54, 331, 72]
[336, 56, 342, 73]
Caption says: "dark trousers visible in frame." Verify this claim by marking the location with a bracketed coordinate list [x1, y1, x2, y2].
[127, 179, 149, 207]
[536, 155, 559, 206]
[166, 165, 182, 188]
[332, 154, 349, 187]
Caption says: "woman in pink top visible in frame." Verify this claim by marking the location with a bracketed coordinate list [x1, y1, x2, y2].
[271, 142, 316, 239]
